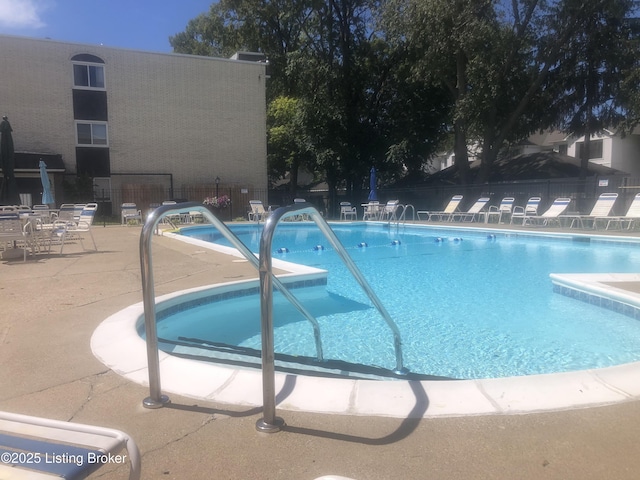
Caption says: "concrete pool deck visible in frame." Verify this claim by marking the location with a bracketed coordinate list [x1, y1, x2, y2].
[3, 222, 640, 479]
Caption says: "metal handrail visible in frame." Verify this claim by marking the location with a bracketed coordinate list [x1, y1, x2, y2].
[139, 202, 324, 409]
[256, 203, 408, 433]
[391, 204, 416, 225]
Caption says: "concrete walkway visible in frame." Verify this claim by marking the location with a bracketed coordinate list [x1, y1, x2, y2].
[2, 224, 640, 480]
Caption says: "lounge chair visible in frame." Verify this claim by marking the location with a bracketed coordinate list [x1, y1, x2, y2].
[381, 200, 401, 221]
[54, 203, 77, 222]
[485, 197, 515, 224]
[121, 203, 142, 225]
[417, 194, 463, 221]
[339, 201, 357, 221]
[522, 197, 571, 226]
[451, 197, 490, 222]
[0, 410, 140, 480]
[594, 192, 640, 230]
[560, 192, 618, 229]
[510, 197, 541, 225]
[248, 200, 269, 222]
[52, 203, 98, 254]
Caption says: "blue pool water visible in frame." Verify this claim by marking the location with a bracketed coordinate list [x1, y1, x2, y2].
[163, 223, 640, 379]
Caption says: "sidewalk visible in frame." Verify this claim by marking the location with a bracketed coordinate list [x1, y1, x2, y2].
[2, 224, 640, 480]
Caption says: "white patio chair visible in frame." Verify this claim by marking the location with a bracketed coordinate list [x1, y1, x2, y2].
[510, 197, 541, 225]
[362, 201, 381, 220]
[121, 203, 142, 225]
[0, 213, 33, 261]
[51, 203, 98, 254]
[485, 197, 515, 224]
[380, 200, 401, 221]
[0, 410, 140, 480]
[339, 202, 357, 221]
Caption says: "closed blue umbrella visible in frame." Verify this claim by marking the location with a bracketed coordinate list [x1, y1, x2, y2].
[39, 160, 54, 205]
[368, 166, 378, 201]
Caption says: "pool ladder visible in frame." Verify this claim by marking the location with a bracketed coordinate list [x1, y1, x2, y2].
[388, 203, 416, 227]
[139, 202, 407, 433]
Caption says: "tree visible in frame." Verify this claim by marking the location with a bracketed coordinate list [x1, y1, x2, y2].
[550, 0, 638, 180]
[267, 96, 314, 194]
[384, 0, 620, 185]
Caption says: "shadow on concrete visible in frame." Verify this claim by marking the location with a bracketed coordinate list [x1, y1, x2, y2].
[164, 378, 429, 446]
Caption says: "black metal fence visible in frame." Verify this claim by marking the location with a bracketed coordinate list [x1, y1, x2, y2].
[283, 175, 640, 219]
[59, 173, 640, 221]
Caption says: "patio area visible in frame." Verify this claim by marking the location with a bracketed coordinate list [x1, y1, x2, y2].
[2, 224, 640, 479]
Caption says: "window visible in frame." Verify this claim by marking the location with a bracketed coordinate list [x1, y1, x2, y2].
[73, 63, 105, 89]
[76, 122, 108, 146]
[575, 140, 603, 160]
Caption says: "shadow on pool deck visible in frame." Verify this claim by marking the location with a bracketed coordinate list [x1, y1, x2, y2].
[2, 223, 640, 479]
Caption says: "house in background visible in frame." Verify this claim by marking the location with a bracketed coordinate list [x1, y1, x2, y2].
[519, 129, 640, 176]
[430, 128, 640, 178]
[0, 34, 268, 213]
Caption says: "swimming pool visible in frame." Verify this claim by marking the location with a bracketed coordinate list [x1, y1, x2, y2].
[165, 223, 640, 380]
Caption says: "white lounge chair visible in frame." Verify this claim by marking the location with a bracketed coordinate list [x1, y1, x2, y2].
[52, 203, 98, 254]
[54, 204, 77, 223]
[522, 197, 571, 226]
[485, 197, 515, 224]
[451, 197, 490, 222]
[248, 200, 269, 222]
[510, 197, 541, 225]
[594, 192, 640, 230]
[0, 410, 140, 480]
[339, 202, 357, 221]
[417, 195, 463, 221]
[121, 203, 142, 225]
[561, 192, 618, 229]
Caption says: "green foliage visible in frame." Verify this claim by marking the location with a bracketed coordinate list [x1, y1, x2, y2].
[172, 0, 640, 187]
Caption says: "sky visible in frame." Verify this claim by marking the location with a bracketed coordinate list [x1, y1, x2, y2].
[0, 0, 213, 53]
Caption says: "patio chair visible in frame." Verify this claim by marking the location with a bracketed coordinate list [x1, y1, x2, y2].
[380, 200, 401, 221]
[594, 192, 640, 230]
[292, 198, 311, 220]
[121, 203, 142, 225]
[362, 201, 381, 221]
[0, 213, 33, 261]
[417, 194, 463, 221]
[54, 203, 77, 222]
[248, 200, 269, 222]
[485, 197, 515, 224]
[0, 410, 140, 480]
[451, 197, 490, 222]
[561, 192, 618, 229]
[52, 203, 98, 254]
[521, 197, 571, 226]
[339, 201, 357, 221]
[510, 197, 541, 225]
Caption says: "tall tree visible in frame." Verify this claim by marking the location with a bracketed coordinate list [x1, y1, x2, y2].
[550, 0, 638, 179]
[385, 0, 612, 185]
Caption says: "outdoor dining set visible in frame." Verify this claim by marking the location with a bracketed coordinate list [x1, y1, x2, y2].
[0, 202, 98, 261]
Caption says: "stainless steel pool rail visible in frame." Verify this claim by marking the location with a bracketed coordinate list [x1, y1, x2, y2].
[256, 203, 408, 433]
[139, 202, 324, 409]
